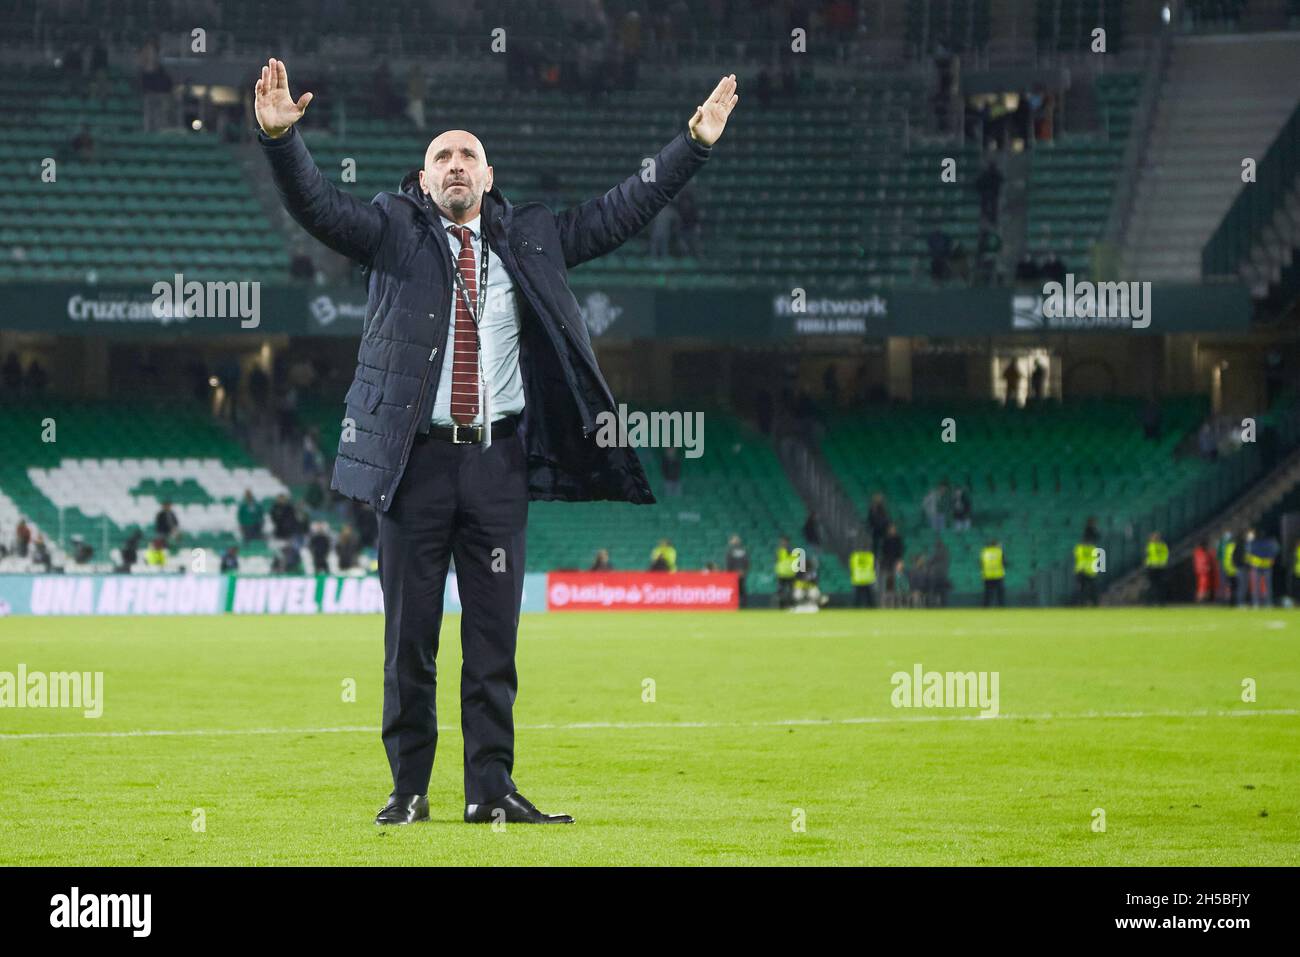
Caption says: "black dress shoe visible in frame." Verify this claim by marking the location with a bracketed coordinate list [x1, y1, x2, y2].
[375, 793, 429, 825]
[464, 790, 573, 824]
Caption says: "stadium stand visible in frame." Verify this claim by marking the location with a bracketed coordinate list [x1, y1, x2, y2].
[1025, 73, 1140, 277]
[818, 396, 1268, 600]
[0, 400, 288, 572]
[0, 67, 288, 284]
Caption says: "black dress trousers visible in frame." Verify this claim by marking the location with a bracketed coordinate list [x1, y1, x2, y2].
[377, 425, 529, 804]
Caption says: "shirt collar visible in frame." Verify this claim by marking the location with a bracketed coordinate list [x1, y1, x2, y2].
[439, 212, 481, 240]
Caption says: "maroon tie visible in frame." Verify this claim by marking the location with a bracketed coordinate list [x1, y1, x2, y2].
[448, 225, 480, 425]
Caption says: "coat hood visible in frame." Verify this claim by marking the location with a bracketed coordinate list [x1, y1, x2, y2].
[398, 167, 513, 229]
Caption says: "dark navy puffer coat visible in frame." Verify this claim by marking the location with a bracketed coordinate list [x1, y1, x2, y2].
[259, 121, 711, 512]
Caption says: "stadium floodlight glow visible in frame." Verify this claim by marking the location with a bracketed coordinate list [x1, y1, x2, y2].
[1161, 5, 1171, 24]
[192, 119, 203, 131]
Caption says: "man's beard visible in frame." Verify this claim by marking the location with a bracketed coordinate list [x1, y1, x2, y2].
[441, 187, 476, 213]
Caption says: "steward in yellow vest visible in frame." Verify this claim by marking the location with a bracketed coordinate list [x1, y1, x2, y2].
[774, 536, 798, 609]
[649, 539, 676, 572]
[980, 541, 1006, 607]
[849, 547, 876, 608]
[1144, 532, 1168, 606]
[1074, 539, 1100, 606]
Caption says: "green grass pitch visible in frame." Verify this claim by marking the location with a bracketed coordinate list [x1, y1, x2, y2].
[0, 608, 1296, 866]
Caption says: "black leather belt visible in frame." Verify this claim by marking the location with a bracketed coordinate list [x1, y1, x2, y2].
[419, 414, 519, 445]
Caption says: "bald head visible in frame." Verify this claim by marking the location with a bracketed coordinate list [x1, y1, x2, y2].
[418, 129, 494, 224]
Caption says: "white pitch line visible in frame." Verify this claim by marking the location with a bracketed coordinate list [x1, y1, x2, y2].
[0, 708, 1295, 741]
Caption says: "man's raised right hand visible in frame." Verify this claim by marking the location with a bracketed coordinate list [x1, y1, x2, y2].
[255, 58, 313, 139]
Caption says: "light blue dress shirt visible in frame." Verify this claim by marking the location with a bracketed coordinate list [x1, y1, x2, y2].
[432, 212, 525, 427]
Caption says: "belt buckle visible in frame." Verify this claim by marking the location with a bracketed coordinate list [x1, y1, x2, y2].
[451, 423, 479, 444]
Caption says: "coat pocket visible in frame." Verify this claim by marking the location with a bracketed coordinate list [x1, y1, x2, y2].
[344, 378, 383, 414]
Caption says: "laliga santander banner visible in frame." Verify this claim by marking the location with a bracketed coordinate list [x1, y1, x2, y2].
[546, 571, 739, 611]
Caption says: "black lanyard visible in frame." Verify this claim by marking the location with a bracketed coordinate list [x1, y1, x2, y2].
[449, 225, 489, 330]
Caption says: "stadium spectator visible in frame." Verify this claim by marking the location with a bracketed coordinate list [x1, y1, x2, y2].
[309, 522, 333, 575]
[981, 539, 1006, 606]
[1144, 531, 1169, 606]
[32, 535, 52, 572]
[145, 537, 168, 568]
[303, 428, 323, 477]
[881, 523, 904, 602]
[951, 484, 972, 531]
[1218, 529, 1239, 605]
[922, 480, 950, 531]
[908, 554, 930, 608]
[868, 493, 891, 557]
[589, 549, 612, 571]
[1244, 528, 1279, 608]
[1074, 532, 1101, 606]
[649, 538, 677, 572]
[14, 518, 31, 558]
[24, 360, 47, 396]
[725, 534, 749, 607]
[929, 537, 952, 607]
[220, 546, 239, 573]
[238, 490, 264, 541]
[849, 536, 877, 608]
[336, 526, 360, 571]
[137, 38, 175, 132]
[927, 227, 953, 282]
[70, 534, 93, 565]
[974, 157, 1004, 227]
[118, 528, 143, 573]
[660, 447, 682, 496]
[774, 536, 797, 609]
[1193, 539, 1216, 603]
[270, 493, 297, 540]
[1001, 360, 1022, 406]
[273, 541, 303, 575]
[1029, 361, 1046, 400]
[1014, 254, 1039, 283]
[154, 501, 180, 545]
